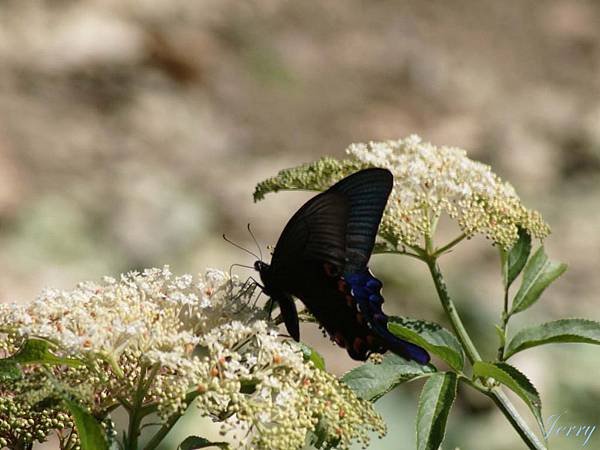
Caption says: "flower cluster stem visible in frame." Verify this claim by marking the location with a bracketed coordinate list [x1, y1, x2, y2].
[143, 391, 200, 450]
[125, 364, 159, 450]
[424, 257, 546, 450]
[125, 377, 145, 450]
[425, 258, 481, 363]
[497, 286, 510, 360]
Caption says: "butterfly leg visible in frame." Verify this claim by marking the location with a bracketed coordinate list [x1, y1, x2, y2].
[231, 277, 260, 313]
[266, 296, 275, 320]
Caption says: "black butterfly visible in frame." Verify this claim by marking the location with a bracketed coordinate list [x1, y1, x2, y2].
[254, 168, 430, 363]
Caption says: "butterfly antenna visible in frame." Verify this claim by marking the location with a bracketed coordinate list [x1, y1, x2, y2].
[229, 263, 254, 272]
[223, 234, 260, 260]
[247, 223, 263, 261]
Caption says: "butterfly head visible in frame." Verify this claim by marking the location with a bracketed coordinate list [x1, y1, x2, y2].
[253, 260, 269, 273]
[253, 260, 273, 295]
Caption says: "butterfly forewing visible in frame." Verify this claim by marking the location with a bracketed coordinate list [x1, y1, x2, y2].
[328, 168, 393, 273]
[269, 191, 349, 283]
[257, 168, 429, 363]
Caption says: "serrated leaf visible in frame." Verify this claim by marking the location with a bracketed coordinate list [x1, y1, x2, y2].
[473, 361, 544, 433]
[388, 317, 464, 371]
[501, 227, 532, 288]
[179, 436, 229, 450]
[416, 372, 457, 450]
[299, 343, 326, 370]
[63, 399, 108, 450]
[341, 353, 435, 402]
[9, 338, 81, 367]
[510, 247, 567, 315]
[505, 319, 600, 359]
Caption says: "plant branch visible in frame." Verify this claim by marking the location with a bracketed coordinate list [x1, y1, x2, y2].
[125, 365, 149, 450]
[143, 390, 200, 450]
[433, 233, 468, 257]
[426, 258, 546, 450]
[375, 249, 424, 261]
[424, 258, 482, 363]
[488, 387, 547, 450]
[497, 285, 510, 360]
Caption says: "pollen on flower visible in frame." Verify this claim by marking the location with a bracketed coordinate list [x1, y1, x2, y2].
[254, 135, 550, 250]
[0, 266, 384, 450]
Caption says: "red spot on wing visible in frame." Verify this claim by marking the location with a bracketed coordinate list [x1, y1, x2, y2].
[355, 312, 365, 326]
[323, 262, 336, 277]
[345, 295, 355, 308]
[337, 279, 348, 293]
[352, 337, 366, 355]
[334, 331, 346, 347]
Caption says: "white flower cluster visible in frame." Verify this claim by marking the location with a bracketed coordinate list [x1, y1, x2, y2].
[347, 135, 549, 249]
[254, 135, 550, 250]
[0, 267, 384, 449]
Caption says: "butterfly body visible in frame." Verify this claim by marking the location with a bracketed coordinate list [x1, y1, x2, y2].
[255, 168, 429, 364]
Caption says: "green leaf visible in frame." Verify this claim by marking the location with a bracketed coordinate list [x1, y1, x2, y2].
[505, 319, 600, 359]
[63, 399, 108, 450]
[416, 372, 458, 450]
[9, 338, 81, 367]
[239, 379, 258, 395]
[0, 360, 22, 381]
[494, 324, 506, 349]
[299, 343, 326, 370]
[179, 436, 229, 450]
[500, 227, 532, 288]
[472, 361, 544, 433]
[388, 317, 464, 372]
[310, 419, 339, 449]
[510, 247, 567, 315]
[341, 353, 435, 402]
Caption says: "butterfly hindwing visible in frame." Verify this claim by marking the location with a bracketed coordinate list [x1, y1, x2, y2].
[289, 260, 387, 360]
[345, 270, 431, 363]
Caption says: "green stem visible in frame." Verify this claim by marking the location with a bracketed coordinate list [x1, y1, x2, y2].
[497, 286, 510, 360]
[488, 388, 547, 450]
[433, 233, 468, 257]
[143, 390, 200, 450]
[375, 249, 424, 261]
[125, 365, 149, 450]
[458, 378, 546, 450]
[425, 258, 546, 450]
[425, 258, 482, 363]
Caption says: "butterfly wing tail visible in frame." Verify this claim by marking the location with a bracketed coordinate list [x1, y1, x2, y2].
[369, 318, 431, 364]
[346, 271, 430, 364]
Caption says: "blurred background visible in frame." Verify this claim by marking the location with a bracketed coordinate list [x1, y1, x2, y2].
[1, 1, 599, 449]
